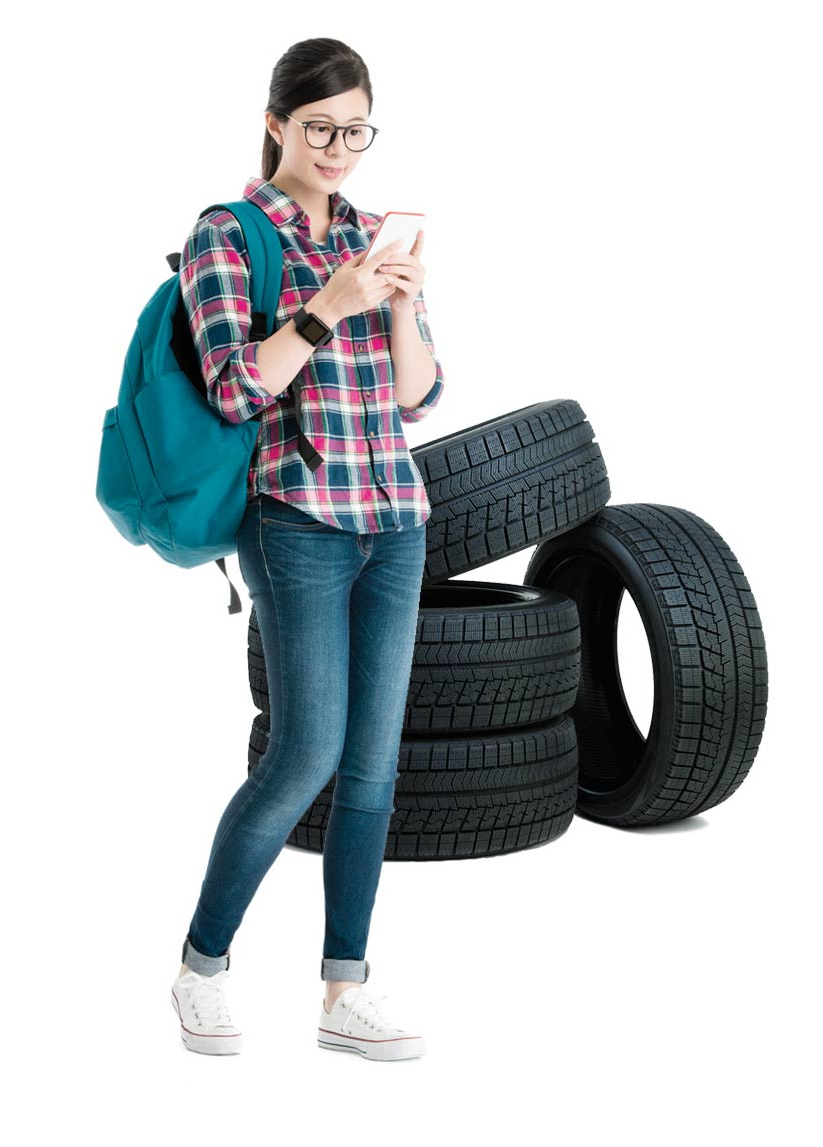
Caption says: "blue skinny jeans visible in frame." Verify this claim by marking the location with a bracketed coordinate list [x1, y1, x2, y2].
[181, 493, 427, 983]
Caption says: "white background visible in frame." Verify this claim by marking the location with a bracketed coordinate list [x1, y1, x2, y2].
[5, 0, 821, 1143]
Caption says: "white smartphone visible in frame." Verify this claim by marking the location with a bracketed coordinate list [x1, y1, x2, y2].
[364, 210, 427, 259]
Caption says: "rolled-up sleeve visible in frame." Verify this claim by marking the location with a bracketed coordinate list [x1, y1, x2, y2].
[178, 211, 290, 424]
[397, 288, 445, 423]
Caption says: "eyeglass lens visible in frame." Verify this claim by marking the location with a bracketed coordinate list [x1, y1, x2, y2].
[305, 122, 375, 151]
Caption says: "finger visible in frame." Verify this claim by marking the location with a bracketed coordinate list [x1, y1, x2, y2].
[387, 271, 419, 286]
[377, 251, 415, 269]
[365, 239, 404, 270]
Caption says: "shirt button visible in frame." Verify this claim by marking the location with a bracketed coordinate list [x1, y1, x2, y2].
[369, 430, 376, 437]
[364, 390, 372, 396]
[357, 343, 366, 351]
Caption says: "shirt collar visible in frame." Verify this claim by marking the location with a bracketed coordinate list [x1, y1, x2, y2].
[243, 175, 364, 232]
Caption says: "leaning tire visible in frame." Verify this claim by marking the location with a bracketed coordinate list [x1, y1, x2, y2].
[247, 711, 579, 859]
[412, 399, 611, 584]
[523, 504, 769, 826]
[249, 581, 581, 733]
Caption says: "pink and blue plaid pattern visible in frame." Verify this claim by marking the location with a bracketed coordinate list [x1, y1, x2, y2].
[178, 176, 445, 534]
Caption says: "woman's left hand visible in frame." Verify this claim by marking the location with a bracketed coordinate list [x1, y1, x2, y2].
[377, 229, 425, 313]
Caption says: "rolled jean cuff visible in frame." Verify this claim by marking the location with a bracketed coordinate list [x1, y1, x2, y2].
[321, 957, 370, 983]
[182, 934, 230, 976]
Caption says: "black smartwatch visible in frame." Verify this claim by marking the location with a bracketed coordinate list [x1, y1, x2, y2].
[293, 305, 335, 347]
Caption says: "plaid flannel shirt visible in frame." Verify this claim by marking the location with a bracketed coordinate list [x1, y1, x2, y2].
[178, 176, 445, 533]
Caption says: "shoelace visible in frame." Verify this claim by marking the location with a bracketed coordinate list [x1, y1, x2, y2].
[182, 971, 234, 1029]
[340, 990, 393, 1035]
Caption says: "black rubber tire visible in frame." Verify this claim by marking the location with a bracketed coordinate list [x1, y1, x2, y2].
[247, 710, 578, 859]
[248, 580, 581, 732]
[411, 398, 611, 584]
[523, 504, 769, 826]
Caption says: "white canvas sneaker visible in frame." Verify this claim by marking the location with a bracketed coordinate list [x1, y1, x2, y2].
[317, 985, 426, 1061]
[170, 969, 243, 1055]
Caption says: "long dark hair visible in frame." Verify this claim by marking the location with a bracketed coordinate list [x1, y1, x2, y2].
[262, 38, 374, 181]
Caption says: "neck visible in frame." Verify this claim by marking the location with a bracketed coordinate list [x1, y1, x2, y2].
[268, 172, 333, 227]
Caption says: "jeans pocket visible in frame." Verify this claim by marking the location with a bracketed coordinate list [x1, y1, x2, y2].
[260, 497, 327, 531]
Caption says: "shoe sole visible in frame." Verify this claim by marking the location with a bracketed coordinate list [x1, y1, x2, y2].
[171, 988, 243, 1055]
[317, 1031, 426, 1061]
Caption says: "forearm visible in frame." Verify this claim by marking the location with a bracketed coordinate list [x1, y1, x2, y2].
[255, 289, 341, 399]
[390, 305, 437, 409]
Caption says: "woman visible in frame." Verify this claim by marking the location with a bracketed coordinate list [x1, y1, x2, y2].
[169, 37, 445, 1061]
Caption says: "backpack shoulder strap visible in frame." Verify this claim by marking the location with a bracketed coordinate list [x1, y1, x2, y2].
[191, 199, 284, 616]
[197, 200, 283, 341]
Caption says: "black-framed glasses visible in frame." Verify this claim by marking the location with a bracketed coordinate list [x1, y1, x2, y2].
[285, 113, 379, 152]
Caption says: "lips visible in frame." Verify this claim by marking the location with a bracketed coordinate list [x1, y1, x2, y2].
[316, 164, 344, 175]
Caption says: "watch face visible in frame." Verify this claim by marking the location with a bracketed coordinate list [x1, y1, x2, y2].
[302, 315, 328, 342]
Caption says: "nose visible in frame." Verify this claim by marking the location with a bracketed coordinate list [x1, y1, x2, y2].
[325, 129, 347, 157]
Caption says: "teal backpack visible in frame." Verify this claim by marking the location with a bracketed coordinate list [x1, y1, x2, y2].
[96, 199, 283, 615]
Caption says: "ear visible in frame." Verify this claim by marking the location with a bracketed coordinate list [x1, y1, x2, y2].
[265, 111, 284, 148]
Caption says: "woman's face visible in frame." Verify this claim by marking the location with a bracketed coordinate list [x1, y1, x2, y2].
[266, 87, 372, 193]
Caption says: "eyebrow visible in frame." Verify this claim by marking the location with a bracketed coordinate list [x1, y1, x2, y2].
[306, 113, 369, 123]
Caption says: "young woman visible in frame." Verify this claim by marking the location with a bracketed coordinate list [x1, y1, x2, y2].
[169, 37, 445, 1061]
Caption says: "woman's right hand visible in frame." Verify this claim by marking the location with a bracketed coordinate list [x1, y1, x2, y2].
[315, 239, 404, 324]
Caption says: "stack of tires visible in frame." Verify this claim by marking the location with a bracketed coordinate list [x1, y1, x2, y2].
[247, 399, 769, 859]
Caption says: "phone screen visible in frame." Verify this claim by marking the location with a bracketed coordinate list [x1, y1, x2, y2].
[365, 210, 427, 258]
